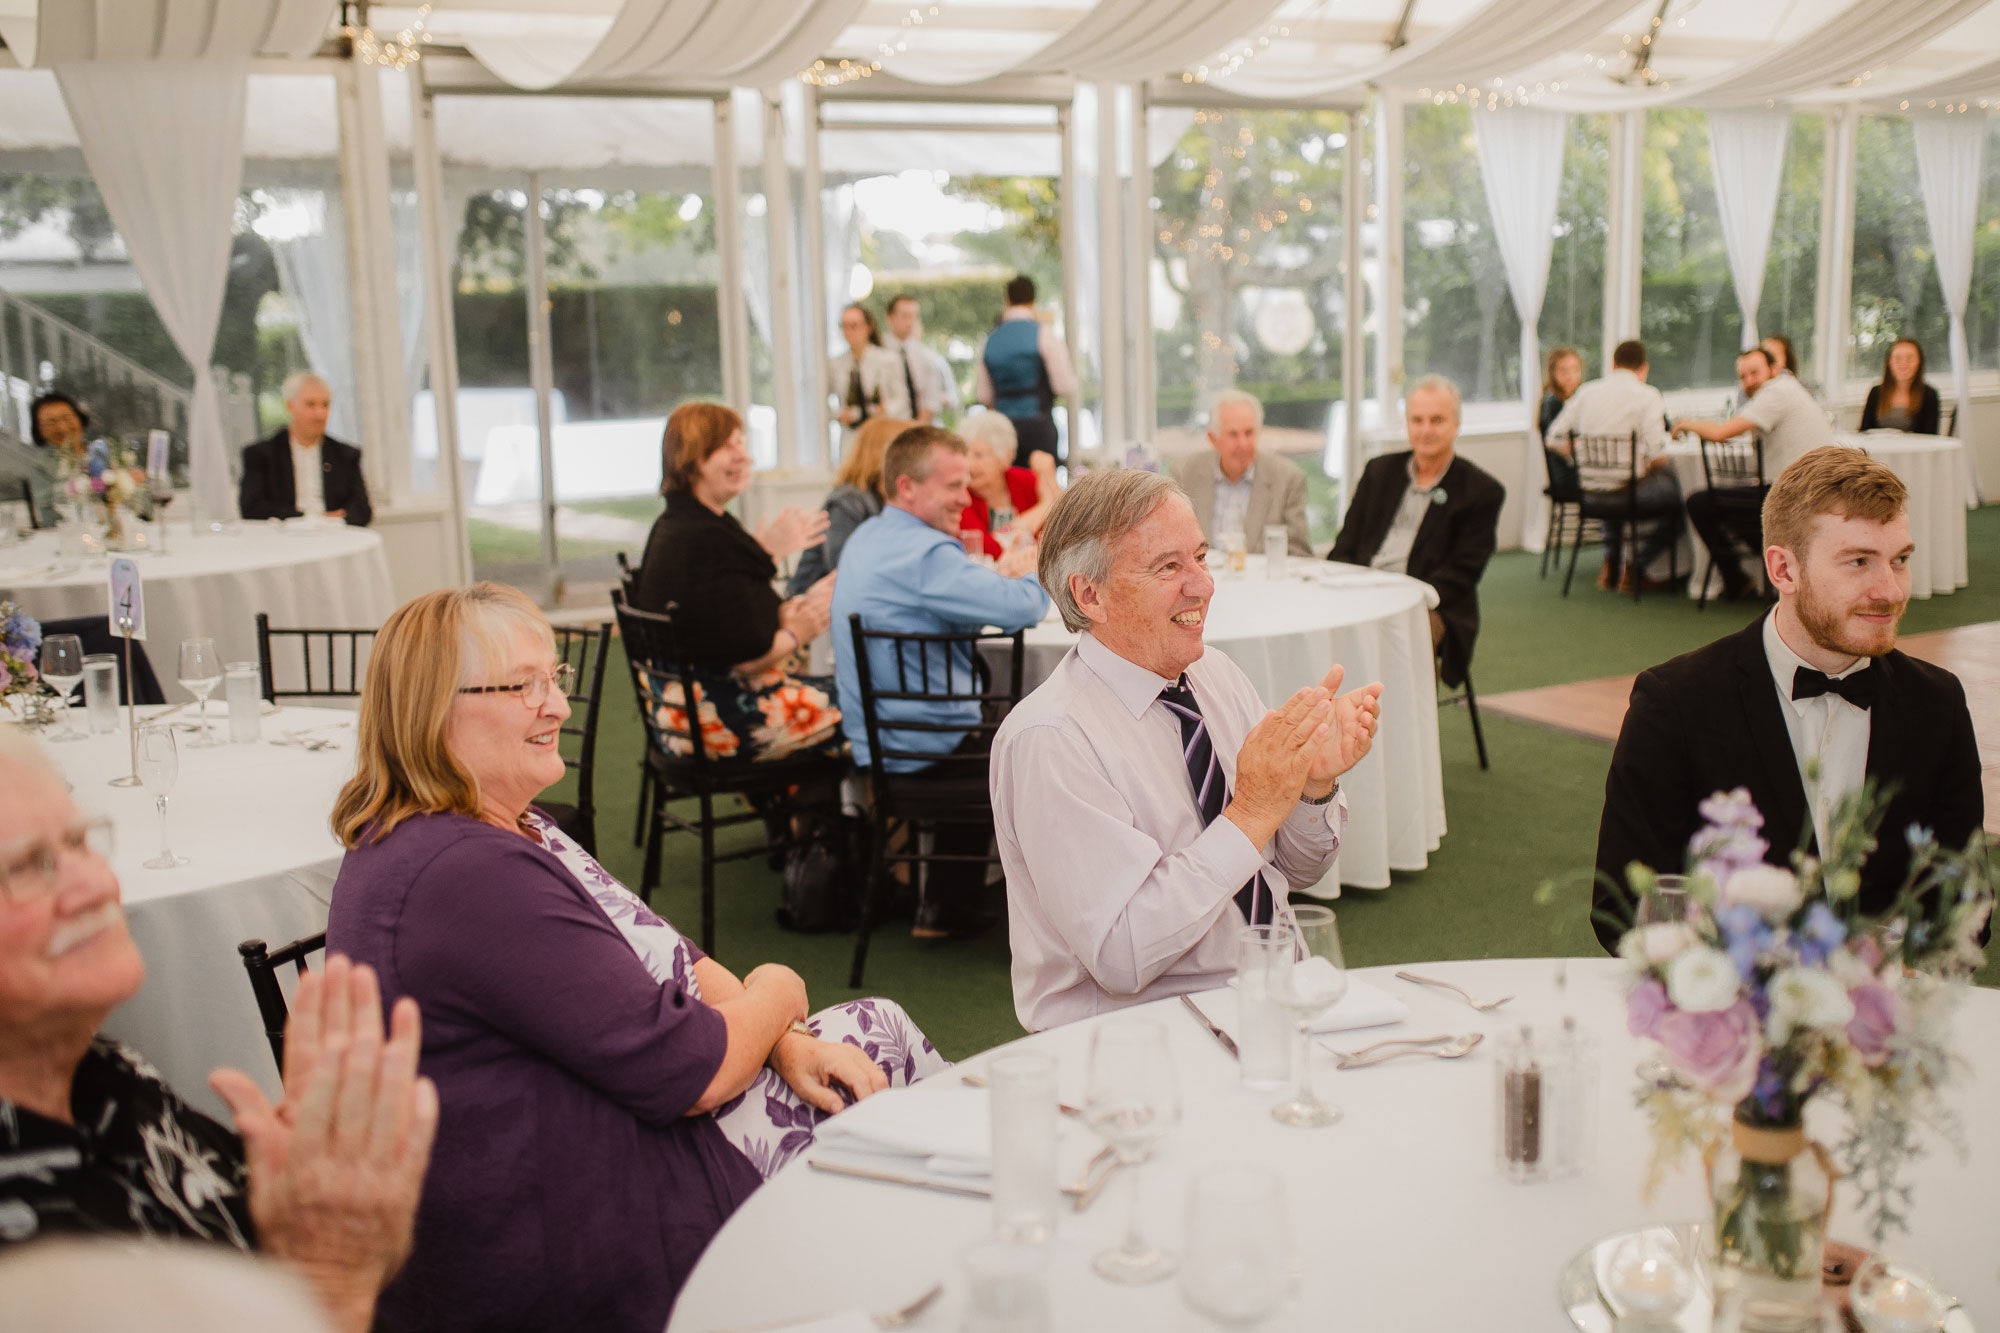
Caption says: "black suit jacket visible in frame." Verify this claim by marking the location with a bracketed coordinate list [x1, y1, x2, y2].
[238, 429, 372, 526]
[1593, 615, 1984, 952]
[1328, 451, 1506, 687]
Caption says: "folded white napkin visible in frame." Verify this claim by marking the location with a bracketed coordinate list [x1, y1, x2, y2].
[812, 1085, 991, 1176]
[1206, 972, 1410, 1035]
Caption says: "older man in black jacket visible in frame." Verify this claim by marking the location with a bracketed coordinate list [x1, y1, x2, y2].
[1328, 374, 1506, 688]
[239, 372, 371, 526]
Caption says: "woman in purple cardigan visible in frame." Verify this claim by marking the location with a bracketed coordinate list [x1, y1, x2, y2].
[326, 584, 945, 1332]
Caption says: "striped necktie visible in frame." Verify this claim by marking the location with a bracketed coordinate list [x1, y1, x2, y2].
[1157, 674, 1269, 925]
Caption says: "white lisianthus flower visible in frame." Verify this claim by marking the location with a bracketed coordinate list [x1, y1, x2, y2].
[1667, 946, 1741, 1013]
[1619, 922, 1700, 968]
[1765, 966, 1855, 1045]
[1721, 865, 1802, 921]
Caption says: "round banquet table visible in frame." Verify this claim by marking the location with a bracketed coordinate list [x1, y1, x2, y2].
[1665, 432, 1969, 599]
[1008, 556, 1447, 895]
[0, 518, 396, 665]
[32, 704, 359, 1120]
[666, 958, 1999, 1332]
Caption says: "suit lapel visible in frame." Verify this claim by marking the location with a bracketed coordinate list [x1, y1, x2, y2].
[271, 432, 295, 506]
[1734, 620, 1815, 858]
[1862, 651, 1902, 794]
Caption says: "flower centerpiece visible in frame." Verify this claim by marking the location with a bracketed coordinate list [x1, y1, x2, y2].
[1614, 781, 1992, 1327]
[0, 601, 49, 724]
[58, 439, 151, 548]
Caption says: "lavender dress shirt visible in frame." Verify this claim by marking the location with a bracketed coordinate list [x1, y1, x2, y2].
[327, 812, 762, 1333]
[991, 633, 1346, 1031]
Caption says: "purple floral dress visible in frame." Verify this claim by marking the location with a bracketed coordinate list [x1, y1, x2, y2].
[525, 811, 948, 1177]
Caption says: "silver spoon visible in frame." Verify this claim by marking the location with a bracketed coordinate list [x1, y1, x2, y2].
[1395, 970, 1514, 1011]
[1334, 1033, 1484, 1069]
[712, 1281, 944, 1333]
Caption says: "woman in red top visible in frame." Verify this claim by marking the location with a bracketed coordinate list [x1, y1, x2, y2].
[957, 411, 1058, 558]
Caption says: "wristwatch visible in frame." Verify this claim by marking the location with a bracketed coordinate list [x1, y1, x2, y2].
[1301, 780, 1339, 807]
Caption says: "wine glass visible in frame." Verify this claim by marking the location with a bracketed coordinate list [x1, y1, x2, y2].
[1270, 904, 1348, 1128]
[177, 637, 223, 747]
[1180, 1167, 1293, 1328]
[136, 723, 188, 868]
[1084, 1019, 1181, 1285]
[39, 634, 86, 741]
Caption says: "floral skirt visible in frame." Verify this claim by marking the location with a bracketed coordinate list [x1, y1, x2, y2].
[648, 663, 843, 764]
[709, 997, 949, 1178]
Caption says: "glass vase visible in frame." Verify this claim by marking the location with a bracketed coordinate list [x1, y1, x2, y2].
[1708, 1112, 1830, 1332]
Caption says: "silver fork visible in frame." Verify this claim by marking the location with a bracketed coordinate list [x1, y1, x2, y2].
[712, 1281, 943, 1333]
[1395, 970, 1513, 1011]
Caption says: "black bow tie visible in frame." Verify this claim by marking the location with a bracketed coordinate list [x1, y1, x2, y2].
[1792, 665, 1876, 710]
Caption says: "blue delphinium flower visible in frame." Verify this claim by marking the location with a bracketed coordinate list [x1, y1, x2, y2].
[1795, 901, 1847, 968]
[1717, 904, 1773, 981]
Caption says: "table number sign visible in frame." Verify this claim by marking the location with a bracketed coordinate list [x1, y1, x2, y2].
[108, 557, 147, 640]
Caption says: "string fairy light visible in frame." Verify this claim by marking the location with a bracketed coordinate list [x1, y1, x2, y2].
[340, 1, 432, 69]
[800, 4, 941, 87]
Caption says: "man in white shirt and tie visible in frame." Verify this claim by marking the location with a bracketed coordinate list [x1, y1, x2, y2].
[990, 469, 1383, 1031]
[1545, 339, 1679, 591]
[883, 294, 954, 425]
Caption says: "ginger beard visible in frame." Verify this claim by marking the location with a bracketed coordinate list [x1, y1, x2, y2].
[1793, 559, 1905, 660]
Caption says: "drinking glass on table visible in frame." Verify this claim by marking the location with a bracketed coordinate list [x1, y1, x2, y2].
[136, 723, 188, 868]
[177, 637, 223, 747]
[40, 634, 87, 741]
[1084, 1019, 1181, 1284]
[1270, 904, 1348, 1128]
[1636, 874, 1692, 926]
[1180, 1167, 1293, 1328]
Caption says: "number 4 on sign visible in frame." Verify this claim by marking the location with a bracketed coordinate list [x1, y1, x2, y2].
[108, 557, 147, 641]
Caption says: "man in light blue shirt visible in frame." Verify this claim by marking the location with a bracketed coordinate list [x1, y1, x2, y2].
[833, 424, 1049, 936]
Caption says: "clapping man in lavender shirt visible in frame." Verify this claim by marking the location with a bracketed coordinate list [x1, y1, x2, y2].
[991, 469, 1383, 1032]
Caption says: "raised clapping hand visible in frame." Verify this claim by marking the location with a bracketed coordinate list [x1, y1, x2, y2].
[1225, 666, 1383, 849]
[209, 955, 439, 1333]
[1304, 663, 1382, 787]
[756, 506, 831, 561]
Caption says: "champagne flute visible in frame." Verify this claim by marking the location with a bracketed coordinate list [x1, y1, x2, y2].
[1270, 904, 1348, 1128]
[1084, 1019, 1181, 1284]
[136, 723, 189, 868]
[177, 637, 223, 747]
[39, 633, 86, 741]
[1180, 1167, 1294, 1328]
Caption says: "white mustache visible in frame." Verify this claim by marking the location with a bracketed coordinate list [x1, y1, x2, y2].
[47, 903, 124, 959]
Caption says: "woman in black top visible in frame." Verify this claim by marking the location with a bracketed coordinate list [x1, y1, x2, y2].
[1859, 338, 1942, 434]
[633, 403, 841, 762]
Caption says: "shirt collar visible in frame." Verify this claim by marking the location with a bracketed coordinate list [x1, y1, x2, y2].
[1762, 609, 1869, 714]
[1002, 306, 1037, 322]
[1077, 631, 1181, 719]
[1212, 457, 1254, 487]
[881, 503, 958, 548]
[1405, 455, 1446, 492]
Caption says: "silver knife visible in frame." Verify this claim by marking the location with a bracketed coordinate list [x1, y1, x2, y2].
[1179, 993, 1239, 1059]
[807, 1157, 991, 1199]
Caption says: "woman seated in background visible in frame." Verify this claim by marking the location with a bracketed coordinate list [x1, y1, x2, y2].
[787, 415, 908, 596]
[957, 410, 1058, 559]
[634, 401, 840, 762]
[1537, 345, 1583, 440]
[327, 584, 946, 1333]
[1859, 337, 1941, 434]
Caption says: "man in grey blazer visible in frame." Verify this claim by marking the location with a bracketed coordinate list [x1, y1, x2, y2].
[1170, 388, 1312, 556]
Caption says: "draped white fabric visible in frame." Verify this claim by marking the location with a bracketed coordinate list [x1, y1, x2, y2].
[54, 59, 248, 521]
[462, 0, 866, 91]
[1912, 113, 1988, 506]
[267, 187, 361, 442]
[2, 0, 332, 65]
[1471, 106, 1567, 549]
[393, 191, 432, 410]
[1706, 109, 1790, 350]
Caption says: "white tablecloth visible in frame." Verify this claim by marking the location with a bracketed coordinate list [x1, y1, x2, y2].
[668, 958, 1999, 1332]
[38, 705, 358, 1119]
[1666, 432, 1969, 599]
[1009, 557, 1447, 893]
[0, 519, 396, 665]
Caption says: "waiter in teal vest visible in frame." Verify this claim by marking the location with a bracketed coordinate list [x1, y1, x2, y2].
[975, 274, 1079, 468]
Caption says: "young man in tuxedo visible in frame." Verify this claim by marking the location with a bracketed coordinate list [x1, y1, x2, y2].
[1593, 447, 1983, 951]
[1327, 374, 1506, 689]
[238, 372, 372, 526]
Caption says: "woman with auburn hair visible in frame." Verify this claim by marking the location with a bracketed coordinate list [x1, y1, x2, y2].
[1537, 346, 1583, 440]
[1859, 337, 1942, 434]
[326, 583, 945, 1333]
[787, 414, 907, 596]
[633, 401, 840, 762]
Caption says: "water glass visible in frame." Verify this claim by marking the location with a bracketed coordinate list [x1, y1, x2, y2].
[177, 637, 223, 748]
[1263, 525, 1289, 579]
[136, 723, 189, 869]
[960, 1237, 1050, 1333]
[1636, 873, 1692, 927]
[1236, 925, 1295, 1091]
[987, 1053, 1059, 1244]
[1218, 529, 1247, 577]
[1084, 1020, 1181, 1284]
[1180, 1167, 1293, 1328]
[1604, 1229, 1696, 1318]
[40, 633, 86, 741]
[1270, 905, 1347, 1129]
[224, 661, 262, 744]
[1850, 1256, 1950, 1333]
[82, 654, 120, 734]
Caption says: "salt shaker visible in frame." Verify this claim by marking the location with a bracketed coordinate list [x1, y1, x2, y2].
[1497, 1025, 1546, 1182]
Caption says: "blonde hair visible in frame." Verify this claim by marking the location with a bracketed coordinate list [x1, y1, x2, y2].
[1761, 446, 1908, 562]
[332, 583, 554, 847]
[958, 410, 1020, 466]
[835, 417, 911, 498]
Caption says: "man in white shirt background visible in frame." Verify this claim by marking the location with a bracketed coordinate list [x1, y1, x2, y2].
[1169, 389, 1312, 557]
[237, 372, 372, 526]
[990, 468, 1381, 1031]
[1545, 339, 1678, 591]
[883, 294, 956, 426]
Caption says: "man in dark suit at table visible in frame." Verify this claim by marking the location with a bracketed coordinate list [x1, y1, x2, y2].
[1593, 446, 1983, 952]
[238, 372, 372, 526]
[1327, 374, 1506, 689]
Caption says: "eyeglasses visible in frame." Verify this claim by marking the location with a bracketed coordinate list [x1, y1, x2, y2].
[0, 818, 116, 903]
[456, 662, 575, 709]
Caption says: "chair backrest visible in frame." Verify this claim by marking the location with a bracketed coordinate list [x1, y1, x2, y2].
[1541, 446, 1581, 500]
[615, 550, 639, 597]
[1567, 432, 1641, 490]
[38, 615, 166, 705]
[236, 931, 327, 1071]
[17, 479, 38, 530]
[1943, 401, 1959, 437]
[1698, 434, 1764, 491]
[550, 621, 611, 819]
[256, 613, 376, 703]
[611, 589, 723, 771]
[847, 612, 1025, 797]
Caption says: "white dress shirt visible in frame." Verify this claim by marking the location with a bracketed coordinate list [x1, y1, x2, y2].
[289, 436, 326, 516]
[1369, 457, 1440, 574]
[1761, 611, 1871, 855]
[884, 333, 948, 419]
[1545, 369, 1669, 490]
[991, 631, 1346, 1032]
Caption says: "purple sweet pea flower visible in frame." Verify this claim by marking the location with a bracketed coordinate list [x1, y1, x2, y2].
[1652, 999, 1762, 1102]
[1795, 901, 1847, 968]
[1627, 979, 1671, 1039]
[1845, 982, 1906, 1067]
[1698, 788, 1765, 833]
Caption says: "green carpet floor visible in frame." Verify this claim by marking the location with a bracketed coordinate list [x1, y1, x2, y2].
[555, 506, 2000, 1063]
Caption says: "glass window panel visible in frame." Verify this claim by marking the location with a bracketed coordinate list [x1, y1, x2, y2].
[1403, 102, 1521, 406]
[1540, 113, 1610, 375]
[1639, 108, 1741, 394]
[1759, 113, 1821, 383]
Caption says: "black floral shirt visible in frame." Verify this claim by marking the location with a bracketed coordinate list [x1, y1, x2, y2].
[0, 1039, 254, 1249]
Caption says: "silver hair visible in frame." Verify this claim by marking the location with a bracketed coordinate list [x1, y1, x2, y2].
[958, 410, 1019, 466]
[1037, 468, 1186, 633]
[281, 370, 330, 404]
[1204, 387, 1265, 430]
[1405, 374, 1462, 418]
